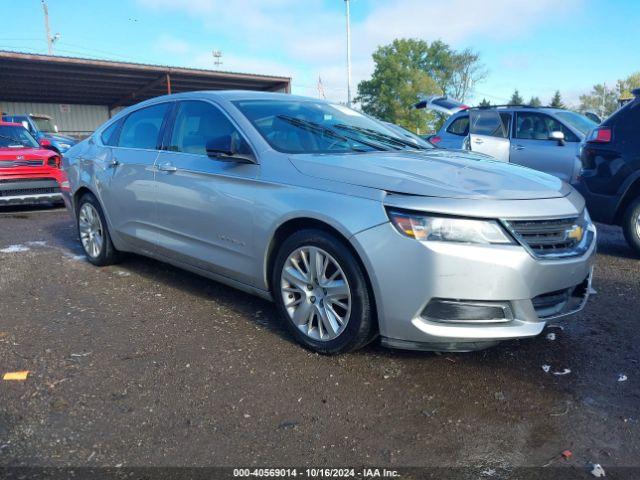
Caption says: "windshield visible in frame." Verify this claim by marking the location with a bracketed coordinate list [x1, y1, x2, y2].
[0, 125, 39, 148]
[32, 116, 56, 133]
[555, 111, 598, 135]
[383, 122, 433, 148]
[233, 99, 429, 154]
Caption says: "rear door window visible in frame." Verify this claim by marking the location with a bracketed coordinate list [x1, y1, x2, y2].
[118, 103, 170, 150]
[101, 120, 122, 146]
[446, 116, 469, 136]
[470, 110, 509, 138]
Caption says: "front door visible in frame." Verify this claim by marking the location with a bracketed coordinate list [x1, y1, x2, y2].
[99, 102, 171, 252]
[153, 100, 259, 285]
[468, 110, 511, 162]
[509, 112, 579, 182]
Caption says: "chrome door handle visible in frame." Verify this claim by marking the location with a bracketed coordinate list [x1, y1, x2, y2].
[473, 138, 484, 144]
[158, 163, 177, 173]
[513, 145, 525, 151]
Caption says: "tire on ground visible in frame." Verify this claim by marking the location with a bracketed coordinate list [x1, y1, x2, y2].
[271, 229, 377, 354]
[77, 192, 121, 266]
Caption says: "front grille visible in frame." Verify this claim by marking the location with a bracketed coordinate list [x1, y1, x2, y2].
[0, 186, 60, 197]
[0, 178, 60, 197]
[0, 160, 44, 168]
[505, 214, 593, 258]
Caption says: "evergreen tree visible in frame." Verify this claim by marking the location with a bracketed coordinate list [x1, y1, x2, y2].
[528, 96, 542, 107]
[509, 89, 524, 105]
[549, 90, 565, 108]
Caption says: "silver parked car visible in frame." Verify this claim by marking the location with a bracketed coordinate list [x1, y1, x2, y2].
[417, 97, 598, 183]
[62, 91, 596, 354]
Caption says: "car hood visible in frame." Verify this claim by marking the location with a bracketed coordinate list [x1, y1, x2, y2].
[289, 149, 570, 200]
[44, 133, 77, 144]
[0, 147, 54, 160]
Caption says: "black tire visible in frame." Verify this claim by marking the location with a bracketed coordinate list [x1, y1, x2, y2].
[622, 196, 640, 257]
[76, 192, 121, 266]
[271, 229, 377, 354]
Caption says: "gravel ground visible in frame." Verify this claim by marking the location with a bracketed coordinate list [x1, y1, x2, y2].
[0, 206, 638, 477]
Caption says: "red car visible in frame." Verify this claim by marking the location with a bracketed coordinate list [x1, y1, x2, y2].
[0, 121, 67, 206]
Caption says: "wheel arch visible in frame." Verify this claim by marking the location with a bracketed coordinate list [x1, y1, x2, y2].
[72, 185, 96, 214]
[264, 216, 379, 328]
[615, 175, 640, 224]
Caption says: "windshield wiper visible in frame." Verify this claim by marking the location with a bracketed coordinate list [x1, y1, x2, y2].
[334, 124, 427, 150]
[276, 115, 389, 152]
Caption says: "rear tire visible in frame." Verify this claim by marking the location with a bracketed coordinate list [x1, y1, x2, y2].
[76, 193, 121, 266]
[622, 197, 640, 257]
[271, 229, 377, 354]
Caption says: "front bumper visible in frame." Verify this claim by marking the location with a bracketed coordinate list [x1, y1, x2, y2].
[353, 222, 597, 351]
[0, 178, 63, 206]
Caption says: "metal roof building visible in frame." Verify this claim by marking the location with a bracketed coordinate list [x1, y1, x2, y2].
[0, 50, 291, 137]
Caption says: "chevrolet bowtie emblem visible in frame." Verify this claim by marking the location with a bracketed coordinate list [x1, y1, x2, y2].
[567, 225, 584, 242]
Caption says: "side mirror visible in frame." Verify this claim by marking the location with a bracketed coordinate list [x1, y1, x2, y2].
[549, 131, 565, 145]
[39, 138, 52, 148]
[206, 135, 255, 164]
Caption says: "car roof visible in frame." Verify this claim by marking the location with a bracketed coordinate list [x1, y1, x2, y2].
[454, 106, 571, 116]
[141, 90, 328, 104]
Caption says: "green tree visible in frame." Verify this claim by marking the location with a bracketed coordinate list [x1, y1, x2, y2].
[579, 84, 618, 118]
[579, 72, 640, 118]
[528, 96, 542, 107]
[617, 72, 640, 99]
[509, 89, 524, 105]
[549, 90, 565, 108]
[355, 38, 486, 132]
[478, 98, 491, 107]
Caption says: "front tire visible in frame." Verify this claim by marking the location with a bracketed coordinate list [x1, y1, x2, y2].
[272, 229, 376, 354]
[76, 193, 120, 266]
[622, 197, 640, 256]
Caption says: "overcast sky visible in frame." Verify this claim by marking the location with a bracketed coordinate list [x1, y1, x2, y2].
[3, 0, 638, 106]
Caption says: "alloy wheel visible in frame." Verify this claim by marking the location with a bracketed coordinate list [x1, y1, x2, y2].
[79, 203, 104, 259]
[280, 246, 352, 341]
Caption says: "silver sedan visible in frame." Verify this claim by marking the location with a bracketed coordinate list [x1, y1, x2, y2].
[62, 91, 596, 354]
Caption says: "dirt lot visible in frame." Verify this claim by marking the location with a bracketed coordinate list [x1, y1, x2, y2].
[0, 206, 638, 477]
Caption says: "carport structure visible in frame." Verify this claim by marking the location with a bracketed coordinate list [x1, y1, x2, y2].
[0, 51, 291, 135]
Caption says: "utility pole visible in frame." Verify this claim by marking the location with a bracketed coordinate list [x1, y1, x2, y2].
[42, 0, 52, 54]
[344, 0, 352, 107]
[41, 0, 59, 54]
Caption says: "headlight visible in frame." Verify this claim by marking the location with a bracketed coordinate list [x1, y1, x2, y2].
[387, 209, 514, 244]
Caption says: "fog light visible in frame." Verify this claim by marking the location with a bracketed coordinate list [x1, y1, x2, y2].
[422, 299, 513, 324]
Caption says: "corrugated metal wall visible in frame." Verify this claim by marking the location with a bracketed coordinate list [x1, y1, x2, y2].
[0, 102, 109, 137]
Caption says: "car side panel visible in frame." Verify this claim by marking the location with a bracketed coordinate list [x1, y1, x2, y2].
[435, 114, 467, 149]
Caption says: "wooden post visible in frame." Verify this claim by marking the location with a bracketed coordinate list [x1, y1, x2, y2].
[166, 73, 172, 94]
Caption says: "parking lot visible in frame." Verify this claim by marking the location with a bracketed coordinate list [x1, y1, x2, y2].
[0, 206, 638, 474]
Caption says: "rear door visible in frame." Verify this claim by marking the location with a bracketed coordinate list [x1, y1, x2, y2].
[510, 111, 579, 182]
[99, 102, 172, 253]
[468, 109, 511, 162]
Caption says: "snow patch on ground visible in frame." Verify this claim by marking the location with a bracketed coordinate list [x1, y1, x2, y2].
[0, 244, 30, 253]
